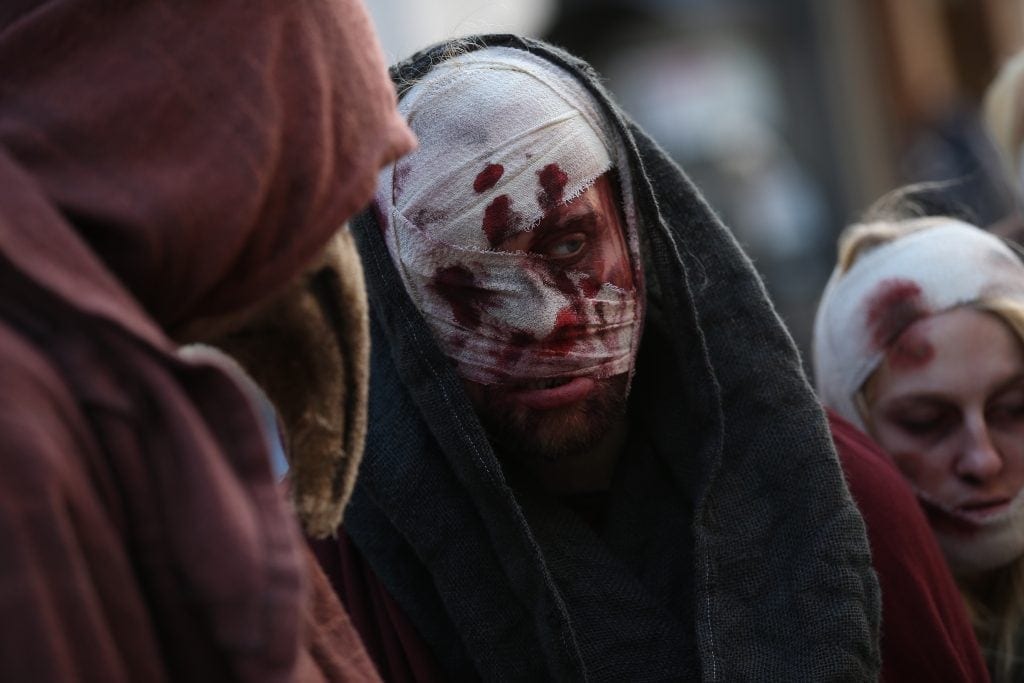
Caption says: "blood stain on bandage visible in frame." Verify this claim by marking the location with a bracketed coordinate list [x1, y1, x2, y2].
[537, 163, 568, 210]
[888, 325, 935, 370]
[545, 308, 581, 356]
[865, 279, 934, 368]
[413, 207, 448, 229]
[474, 163, 504, 193]
[393, 161, 411, 199]
[483, 194, 523, 248]
[866, 279, 927, 347]
[429, 265, 496, 330]
[494, 330, 536, 371]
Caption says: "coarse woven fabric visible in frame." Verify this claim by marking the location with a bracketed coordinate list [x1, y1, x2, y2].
[813, 220, 1024, 432]
[342, 35, 880, 681]
[0, 0, 412, 680]
[377, 47, 642, 384]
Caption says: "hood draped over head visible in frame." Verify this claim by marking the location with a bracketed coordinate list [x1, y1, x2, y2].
[0, 0, 415, 334]
[813, 220, 1024, 431]
[0, 0, 413, 679]
[376, 47, 643, 385]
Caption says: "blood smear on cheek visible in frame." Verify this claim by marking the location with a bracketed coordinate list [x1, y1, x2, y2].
[544, 307, 581, 357]
[579, 274, 602, 298]
[887, 325, 935, 370]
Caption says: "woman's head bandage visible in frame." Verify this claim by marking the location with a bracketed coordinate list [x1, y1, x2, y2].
[814, 220, 1024, 575]
[376, 47, 643, 384]
[814, 220, 1024, 429]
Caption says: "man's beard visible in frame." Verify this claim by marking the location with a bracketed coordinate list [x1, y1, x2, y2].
[469, 374, 629, 463]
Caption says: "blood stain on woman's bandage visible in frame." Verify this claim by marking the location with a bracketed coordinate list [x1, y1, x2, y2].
[429, 265, 497, 330]
[888, 324, 935, 370]
[865, 279, 929, 350]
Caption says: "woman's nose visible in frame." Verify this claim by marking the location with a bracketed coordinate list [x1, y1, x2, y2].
[956, 417, 1004, 484]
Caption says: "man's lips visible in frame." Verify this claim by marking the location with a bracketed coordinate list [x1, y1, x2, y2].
[507, 376, 596, 410]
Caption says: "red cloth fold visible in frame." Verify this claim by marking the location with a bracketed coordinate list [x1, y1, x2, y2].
[829, 410, 989, 682]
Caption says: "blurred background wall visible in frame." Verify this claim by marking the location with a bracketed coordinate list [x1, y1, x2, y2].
[363, 0, 1024, 358]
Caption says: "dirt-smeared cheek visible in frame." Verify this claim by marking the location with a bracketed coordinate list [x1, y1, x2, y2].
[890, 449, 930, 485]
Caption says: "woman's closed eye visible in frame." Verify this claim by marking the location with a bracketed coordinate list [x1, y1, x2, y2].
[987, 388, 1024, 427]
[890, 405, 958, 439]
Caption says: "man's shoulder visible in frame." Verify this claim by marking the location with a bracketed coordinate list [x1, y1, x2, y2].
[824, 408, 941, 541]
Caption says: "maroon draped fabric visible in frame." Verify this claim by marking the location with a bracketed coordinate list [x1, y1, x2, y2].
[829, 410, 989, 682]
[0, 0, 413, 680]
[311, 532, 446, 683]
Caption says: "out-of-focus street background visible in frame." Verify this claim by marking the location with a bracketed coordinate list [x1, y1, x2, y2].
[364, 0, 1024, 357]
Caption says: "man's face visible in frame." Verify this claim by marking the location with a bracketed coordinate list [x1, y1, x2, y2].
[461, 172, 636, 460]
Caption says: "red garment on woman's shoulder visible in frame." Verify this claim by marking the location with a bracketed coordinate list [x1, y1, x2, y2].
[828, 410, 989, 682]
[311, 532, 447, 683]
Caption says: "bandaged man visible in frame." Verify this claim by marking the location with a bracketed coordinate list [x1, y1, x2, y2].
[311, 36, 880, 680]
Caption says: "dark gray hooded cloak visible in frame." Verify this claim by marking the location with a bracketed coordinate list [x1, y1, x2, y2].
[337, 35, 880, 682]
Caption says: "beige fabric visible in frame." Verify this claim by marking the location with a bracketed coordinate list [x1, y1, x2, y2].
[192, 230, 370, 539]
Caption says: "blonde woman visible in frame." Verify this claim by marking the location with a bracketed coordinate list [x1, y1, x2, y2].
[815, 216, 1024, 681]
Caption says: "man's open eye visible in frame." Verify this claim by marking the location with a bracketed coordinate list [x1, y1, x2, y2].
[547, 233, 587, 259]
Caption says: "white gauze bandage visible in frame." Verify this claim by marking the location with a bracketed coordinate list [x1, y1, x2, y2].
[376, 47, 643, 385]
[813, 220, 1024, 575]
[813, 220, 1024, 429]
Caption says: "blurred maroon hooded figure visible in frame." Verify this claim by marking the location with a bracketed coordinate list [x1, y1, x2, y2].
[0, 0, 414, 681]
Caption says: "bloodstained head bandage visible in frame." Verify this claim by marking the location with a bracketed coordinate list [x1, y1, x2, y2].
[813, 220, 1024, 430]
[376, 47, 643, 385]
[814, 221, 1024, 574]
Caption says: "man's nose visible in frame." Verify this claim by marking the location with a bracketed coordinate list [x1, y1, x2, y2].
[956, 415, 1004, 484]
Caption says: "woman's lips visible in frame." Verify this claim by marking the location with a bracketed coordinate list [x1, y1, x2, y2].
[510, 376, 596, 410]
[956, 498, 1012, 523]
[919, 496, 1014, 536]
